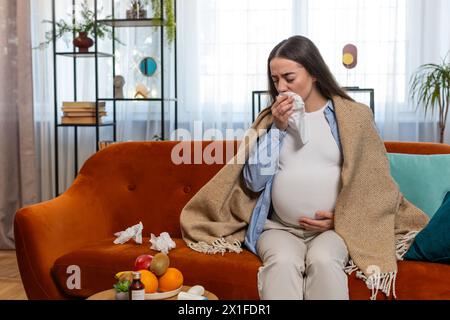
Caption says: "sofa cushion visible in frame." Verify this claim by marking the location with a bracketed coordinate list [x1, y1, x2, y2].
[404, 192, 450, 264]
[52, 237, 261, 299]
[387, 153, 450, 217]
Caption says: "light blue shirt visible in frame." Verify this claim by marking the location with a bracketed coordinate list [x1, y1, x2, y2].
[242, 100, 342, 254]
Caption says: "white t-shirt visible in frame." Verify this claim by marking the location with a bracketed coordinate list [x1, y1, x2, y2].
[271, 103, 342, 225]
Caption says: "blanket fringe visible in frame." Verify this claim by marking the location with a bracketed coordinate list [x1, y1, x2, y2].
[345, 261, 398, 300]
[188, 238, 242, 255]
[344, 231, 418, 300]
[396, 230, 419, 260]
[364, 271, 397, 300]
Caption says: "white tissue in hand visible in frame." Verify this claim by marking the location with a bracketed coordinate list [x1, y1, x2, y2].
[113, 221, 143, 244]
[149, 232, 176, 254]
[281, 92, 309, 144]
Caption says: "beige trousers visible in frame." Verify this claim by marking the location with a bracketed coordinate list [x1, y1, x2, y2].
[256, 215, 349, 300]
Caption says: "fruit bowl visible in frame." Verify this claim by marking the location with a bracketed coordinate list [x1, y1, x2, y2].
[144, 286, 183, 300]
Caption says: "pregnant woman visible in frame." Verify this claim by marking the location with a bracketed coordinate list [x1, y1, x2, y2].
[242, 35, 352, 300]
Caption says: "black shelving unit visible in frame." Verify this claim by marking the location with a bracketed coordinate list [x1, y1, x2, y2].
[56, 52, 114, 58]
[97, 18, 166, 27]
[51, 0, 178, 196]
[342, 87, 375, 113]
[251, 90, 271, 122]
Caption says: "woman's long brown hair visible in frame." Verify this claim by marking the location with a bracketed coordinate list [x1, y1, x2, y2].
[267, 35, 353, 103]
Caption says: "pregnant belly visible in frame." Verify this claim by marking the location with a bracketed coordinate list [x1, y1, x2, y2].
[271, 167, 341, 225]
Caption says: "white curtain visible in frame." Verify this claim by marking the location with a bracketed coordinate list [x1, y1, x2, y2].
[0, 0, 37, 248]
[176, 0, 299, 140]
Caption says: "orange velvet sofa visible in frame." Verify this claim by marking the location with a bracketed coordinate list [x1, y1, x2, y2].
[15, 140, 450, 300]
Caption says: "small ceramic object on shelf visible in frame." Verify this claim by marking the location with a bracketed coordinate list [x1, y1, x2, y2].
[126, 9, 147, 19]
[114, 75, 125, 99]
[127, 0, 147, 19]
[134, 83, 150, 99]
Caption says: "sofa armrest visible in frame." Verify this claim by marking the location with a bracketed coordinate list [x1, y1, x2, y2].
[14, 175, 114, 299]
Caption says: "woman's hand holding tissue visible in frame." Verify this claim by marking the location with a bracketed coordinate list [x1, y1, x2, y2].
[271, 94, 295, 131]
[273, 92, 309, 145]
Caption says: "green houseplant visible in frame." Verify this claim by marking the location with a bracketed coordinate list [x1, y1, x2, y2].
[151, 0, 176, 46]
[36, 0, 121, 51]
[410, 54, 450, 143]
[113, 280, 130, 300]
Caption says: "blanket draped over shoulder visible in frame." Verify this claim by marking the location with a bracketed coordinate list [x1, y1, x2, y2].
[180, 96, 429, 299]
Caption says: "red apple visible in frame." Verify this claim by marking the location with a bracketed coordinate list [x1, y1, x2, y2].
[134, 254, 153, 271]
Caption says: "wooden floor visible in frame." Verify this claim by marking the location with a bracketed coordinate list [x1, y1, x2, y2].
[0, 250, 27, 299]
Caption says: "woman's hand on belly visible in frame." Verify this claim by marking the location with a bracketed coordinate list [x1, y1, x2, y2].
[298, 210, 334, 232]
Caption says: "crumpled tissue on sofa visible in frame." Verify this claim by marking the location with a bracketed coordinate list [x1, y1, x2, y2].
[150, 232, 176, 254]
[113, 221, 143, 244]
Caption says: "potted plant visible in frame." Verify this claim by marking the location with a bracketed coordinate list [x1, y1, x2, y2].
[113, 280, 131, 300]
[410, 54, 450, 143]
[151, 0, 176, 46]
[36, 0, 122, 52]
[127, 0, 149, 19]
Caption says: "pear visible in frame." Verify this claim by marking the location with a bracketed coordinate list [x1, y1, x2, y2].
[115, 271, 133, 281]
[118, 272, 133, 283]
[149, 253, 170, 276]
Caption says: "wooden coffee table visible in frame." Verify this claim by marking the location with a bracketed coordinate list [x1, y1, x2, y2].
[87, 285, 218, 300]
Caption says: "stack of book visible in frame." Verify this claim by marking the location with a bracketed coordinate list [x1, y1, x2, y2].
[61, 101, 107, 125]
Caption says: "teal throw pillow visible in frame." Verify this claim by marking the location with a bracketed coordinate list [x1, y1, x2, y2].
[387, 153, 450, 218]
[404, 192, 450, 263]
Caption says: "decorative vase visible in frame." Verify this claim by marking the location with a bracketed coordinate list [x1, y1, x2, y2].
[73, 32, 94, 53]
[126, 9, 147, 19]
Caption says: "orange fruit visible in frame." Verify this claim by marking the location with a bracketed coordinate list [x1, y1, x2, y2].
[138, 269, 158, 293]
[158, 268, 184, 292]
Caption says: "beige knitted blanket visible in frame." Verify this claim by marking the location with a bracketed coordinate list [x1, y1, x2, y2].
[180, 95, 429, 300]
